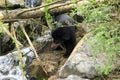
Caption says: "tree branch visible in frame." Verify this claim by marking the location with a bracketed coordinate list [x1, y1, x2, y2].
[0, 0, 104, 20]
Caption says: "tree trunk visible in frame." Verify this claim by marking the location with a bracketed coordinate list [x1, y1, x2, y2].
[0, 0, 89, 20]
[0, 0, 104, 20]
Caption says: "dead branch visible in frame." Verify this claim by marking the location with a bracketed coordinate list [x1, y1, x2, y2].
[19, 21, 48, 74]
[16, 0, 61, 16]
[0, 0, 105, 20]
[19, 21, 40, 61]
[0, 0, 89, 20]
[11, 23, 24, 68]
[2, 24, 23, 46]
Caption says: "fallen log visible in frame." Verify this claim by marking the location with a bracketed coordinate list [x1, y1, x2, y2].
[0, 0, 89, 20]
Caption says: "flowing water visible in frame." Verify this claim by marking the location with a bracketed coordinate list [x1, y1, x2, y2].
[24, 0, 42, 8]
[0, 47, 35, 80]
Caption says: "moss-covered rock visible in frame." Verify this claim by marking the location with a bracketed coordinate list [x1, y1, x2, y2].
[27, 60, 48, 80]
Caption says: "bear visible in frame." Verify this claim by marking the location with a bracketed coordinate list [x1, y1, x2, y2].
[53, 14, 76, 28]
[51, 14, 77, 57]
[51, 25, 76, 58]
[51, 13, 84, 57]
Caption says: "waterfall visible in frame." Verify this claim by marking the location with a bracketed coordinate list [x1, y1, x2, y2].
[0, 47, 35, 80]
[24, 0, 42, 8]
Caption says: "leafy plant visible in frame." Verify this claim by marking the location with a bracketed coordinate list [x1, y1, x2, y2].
[77, 0, 112, 23]
[46, 0, 52, 3]
[89, 22, 120, 75]
[0, 22, 9, 34]
[71, 0, 77, 3]
[0, 21, 26, 76]
[44, 4, 54, 30]
[77, 0, 120, 75]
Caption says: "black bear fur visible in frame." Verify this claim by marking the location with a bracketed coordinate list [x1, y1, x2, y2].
[52, 25, 76, 57]
[51, 14, 76, 57]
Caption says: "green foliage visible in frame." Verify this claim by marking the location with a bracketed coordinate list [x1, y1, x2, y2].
[19, 62, 26, 68]
[44, 4, 54, 30]
[90, 23, 120, 55]
[89, 23, 120, 75]
[12, 38, 17, 43]
[0, 21, 26, 76]
[0, 22, 9, 34]
[46, 0, 52, 3]
[77, 1, 112, 23]
[90, 23, 120, 75]
[23, 71, 27, 76]
[88, 19, 120, 74]
[45, 6, 52, 20]
[76, 0, 120, 75]
[71, 0, 77, 3]
[97, 64, 112, 75]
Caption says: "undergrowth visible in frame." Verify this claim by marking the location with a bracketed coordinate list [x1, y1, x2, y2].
[76, 0, 120, 75]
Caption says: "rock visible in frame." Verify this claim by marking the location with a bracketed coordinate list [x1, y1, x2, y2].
[0, 0, 24, 8]
[48, 75, 89, 80]
[26, 59, 48, 80]
[58, 75, 89, 80]
[0, 47, 34, 80]
[58, 33, 119, 79]
[24, 0, 42, 8]
[0, 33, 15, 55]
[36, 29, 52, 43]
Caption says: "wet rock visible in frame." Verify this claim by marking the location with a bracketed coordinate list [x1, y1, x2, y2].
[0, 47, 34, 80]
[25, 0, 42, 8]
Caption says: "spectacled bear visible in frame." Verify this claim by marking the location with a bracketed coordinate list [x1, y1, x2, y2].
[51, 25, 76, 57]
[51, 14, 76, 58]
[53, 14, 76, 28]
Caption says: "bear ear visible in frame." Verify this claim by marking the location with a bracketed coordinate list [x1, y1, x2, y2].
[62, 27, 70, 40]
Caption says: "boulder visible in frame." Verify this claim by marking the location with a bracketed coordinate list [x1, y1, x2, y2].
[48, 75, 89, 80]
[58, 33, 119, 79]
[58, 75, 89, 80]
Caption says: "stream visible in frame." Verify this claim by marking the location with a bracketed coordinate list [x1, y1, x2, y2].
[0, 47, 34, 80]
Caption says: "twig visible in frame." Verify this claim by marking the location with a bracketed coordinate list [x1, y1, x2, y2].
[19, 21, 48, 74]
[1, 19, 24, 23]
[5, 0, 9, 19]
[2, 24, 23, 47]
[11, 23, 25, 79]
[11, 24, 22, 62]
[19, 21, 40, 61]
[0, 35, 2, 55]
[48, 0, 79, 11]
